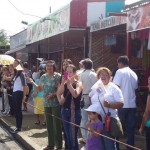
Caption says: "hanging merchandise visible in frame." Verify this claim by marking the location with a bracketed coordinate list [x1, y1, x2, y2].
[111, 35, 125, 53]
[147, 29, 150, 50]
[131, 32, 137, 40]
[137, 41, 144, 58]
[131, 39, 141, 57]
[104, 35, 116, 46]
[142, 40, 149, 69]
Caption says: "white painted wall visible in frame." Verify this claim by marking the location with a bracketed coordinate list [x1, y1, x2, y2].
[87, 2, 106, 26]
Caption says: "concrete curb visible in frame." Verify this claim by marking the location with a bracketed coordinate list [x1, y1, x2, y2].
[0, 117, 41, 150]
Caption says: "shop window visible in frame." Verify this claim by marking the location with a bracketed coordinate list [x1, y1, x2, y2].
[110, 35, 126, 53]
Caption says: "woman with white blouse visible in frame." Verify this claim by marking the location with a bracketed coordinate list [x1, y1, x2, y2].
[89, 67, 124, 150]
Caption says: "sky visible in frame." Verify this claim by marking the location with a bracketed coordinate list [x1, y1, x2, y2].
[0, 0, 140, 37]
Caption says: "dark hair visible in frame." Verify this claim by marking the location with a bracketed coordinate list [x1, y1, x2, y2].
[40, 70, 46, 77]
[82, 58, 93, 70]
[23, 62, 29, 69]
[14, 59, 22, 66]
[66, 64, 77, 73]
[62, 59, 73, 72]
[117, 56, 129, 66]
[62, 59, 73, 64]
[15, 70, 23, 80]
[91, 112, 102, 121]
[46, 60, 56, 71]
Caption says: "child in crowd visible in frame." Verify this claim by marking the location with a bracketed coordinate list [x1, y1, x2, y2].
[32, 70, 46, 126]
[84, 104, 105, 150]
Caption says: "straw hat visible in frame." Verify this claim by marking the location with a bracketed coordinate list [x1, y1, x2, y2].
[16, 64, 24, 71]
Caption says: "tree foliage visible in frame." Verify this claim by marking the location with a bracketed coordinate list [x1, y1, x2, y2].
[0, 29, 9, 46]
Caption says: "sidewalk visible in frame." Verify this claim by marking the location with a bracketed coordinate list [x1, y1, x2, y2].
[0, 98, 146, 150]
[0, 98, 47, 150]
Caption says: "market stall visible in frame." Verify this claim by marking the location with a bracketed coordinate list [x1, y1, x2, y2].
[125, 1, 150, 127]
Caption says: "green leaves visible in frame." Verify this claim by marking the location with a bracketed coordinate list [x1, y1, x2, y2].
[0, 29, 9, 46]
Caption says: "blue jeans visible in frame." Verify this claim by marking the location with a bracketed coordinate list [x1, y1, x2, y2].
[61, 108, 81, 150]
[102, 130, 117, 150]
[118, 108, 136, 150]
[13, 91, 23, 129]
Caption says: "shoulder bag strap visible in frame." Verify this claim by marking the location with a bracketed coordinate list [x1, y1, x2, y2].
[98, 95, 107, 115]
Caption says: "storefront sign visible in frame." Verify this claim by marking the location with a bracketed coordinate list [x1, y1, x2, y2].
[27, 5, 70, 44]
[90, 16, 126, 32]
[127, 4, 150, 32]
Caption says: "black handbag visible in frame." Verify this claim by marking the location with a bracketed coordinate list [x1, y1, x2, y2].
[80, 97, 85, 109]
[98, 96, 124, 137]
[110, 117, 124, 137]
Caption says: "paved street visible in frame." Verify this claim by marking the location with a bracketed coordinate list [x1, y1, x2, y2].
[0, 125, 24, 150]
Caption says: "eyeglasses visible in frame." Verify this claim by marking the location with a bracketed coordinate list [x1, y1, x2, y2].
[99, 73, 109, 77]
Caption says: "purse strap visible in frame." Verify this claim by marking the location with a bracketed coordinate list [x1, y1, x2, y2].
[98, 95, 107, 115]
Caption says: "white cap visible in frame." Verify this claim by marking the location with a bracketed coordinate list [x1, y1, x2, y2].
[84, 104, 100, 114]
[16, 64, 24, 71]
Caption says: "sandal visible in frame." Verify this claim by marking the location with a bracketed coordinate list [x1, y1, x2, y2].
[34, 120, 40, 125]
[42, 122, 46, 126]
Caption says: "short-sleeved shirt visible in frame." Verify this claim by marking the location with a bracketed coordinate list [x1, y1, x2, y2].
[13, 73, 26, 92]
[113, 67, 138, 108]
[89, 82, 124, 122]
[40, 72, 61, 107]
[86, 121, 104, 150]
[80, 70, 97, 94]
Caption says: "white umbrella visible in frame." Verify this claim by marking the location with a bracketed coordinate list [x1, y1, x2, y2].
[0, 55, 15, 65]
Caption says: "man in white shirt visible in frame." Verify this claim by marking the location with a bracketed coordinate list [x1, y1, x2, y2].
[113, 56, 138, 150]
[79, 58, 97, 144]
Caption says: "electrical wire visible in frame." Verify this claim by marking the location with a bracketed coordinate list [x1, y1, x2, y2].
[7, 0, 42, 19]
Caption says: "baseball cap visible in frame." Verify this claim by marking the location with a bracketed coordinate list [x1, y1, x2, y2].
[84, 104, 100, 114]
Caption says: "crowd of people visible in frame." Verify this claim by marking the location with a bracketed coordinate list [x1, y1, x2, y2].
[0, 56, 150, 150]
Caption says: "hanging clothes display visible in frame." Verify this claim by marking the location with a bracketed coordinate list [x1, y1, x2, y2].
[147, 29, 150, 50]
[104, 35, 116, 46]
